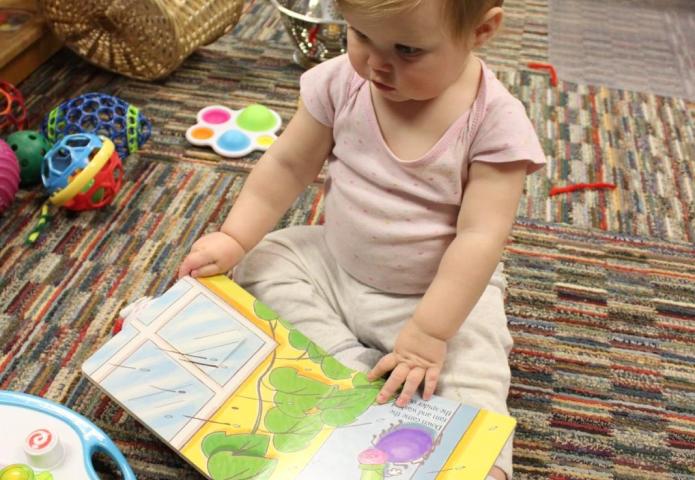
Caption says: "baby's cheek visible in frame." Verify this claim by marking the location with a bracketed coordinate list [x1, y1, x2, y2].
[347, 48, 369, 78]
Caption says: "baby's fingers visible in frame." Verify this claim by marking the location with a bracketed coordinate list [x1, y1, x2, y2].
[422, 368, 440, 400]
[397, 367, 425, 407]
[191, 262, 225, 278]
[377, 362, 410, 405]
[368, 354, 397, 383]
[178, 251, 212, 279]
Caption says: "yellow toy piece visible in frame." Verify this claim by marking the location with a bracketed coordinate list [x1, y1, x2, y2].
[48, 137, 115, 207]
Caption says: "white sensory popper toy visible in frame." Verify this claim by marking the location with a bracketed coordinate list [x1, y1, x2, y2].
[186, 104, 282, 158]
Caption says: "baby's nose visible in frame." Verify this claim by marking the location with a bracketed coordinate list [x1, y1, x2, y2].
[367, 51, 391, 72]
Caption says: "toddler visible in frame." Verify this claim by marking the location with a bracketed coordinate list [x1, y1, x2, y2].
[179, 0, 545, 477]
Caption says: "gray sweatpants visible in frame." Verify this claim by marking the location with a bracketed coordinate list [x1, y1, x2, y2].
[233, 225, 514, 478]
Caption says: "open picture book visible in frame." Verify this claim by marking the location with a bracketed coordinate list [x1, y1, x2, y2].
[82, 275, 516, 479]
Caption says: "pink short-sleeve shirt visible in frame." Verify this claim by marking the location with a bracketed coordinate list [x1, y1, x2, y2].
[300, 54, 546, 294]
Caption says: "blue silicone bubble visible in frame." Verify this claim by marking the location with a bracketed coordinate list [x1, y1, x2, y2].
[217, 130, 252, 152]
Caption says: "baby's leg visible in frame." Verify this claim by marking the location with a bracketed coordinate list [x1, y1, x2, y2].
[436, 266, 514, 479]
[233, 225, 383, 373]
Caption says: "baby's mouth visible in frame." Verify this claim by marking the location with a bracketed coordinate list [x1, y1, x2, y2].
[372, 80, 395, 91]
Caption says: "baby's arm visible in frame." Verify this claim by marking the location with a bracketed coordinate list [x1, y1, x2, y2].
[178, 101, 333, 278]
[369, 160, 528, 406]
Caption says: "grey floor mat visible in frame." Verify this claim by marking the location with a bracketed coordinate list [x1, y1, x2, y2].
[549, 0, 695, 99]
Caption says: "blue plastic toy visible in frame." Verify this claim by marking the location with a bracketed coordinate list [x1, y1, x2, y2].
[25, 133, 123, 245]
[41, 92, 151, 159]
[41, 133, 107, 195]
[0, 390, 136, 480]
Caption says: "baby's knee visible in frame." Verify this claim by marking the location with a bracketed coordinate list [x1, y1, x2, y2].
[234, 236, 301, 285]
[232, 247, 270, 287]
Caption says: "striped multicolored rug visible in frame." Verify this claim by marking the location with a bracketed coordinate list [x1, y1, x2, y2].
[17, 40, 695, 243]
[549, 0, 695, 100]
[504, 221, 695, 479]
[1, 158, 694, 478]
[1, 2, 694, 478]
[508, 70, 695, 244]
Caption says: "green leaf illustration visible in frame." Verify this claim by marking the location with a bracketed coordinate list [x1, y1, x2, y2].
[288, 329, 311, 350]
[320, 355, 353, 380]
[202, 432, 270, 458]
[269, 367, 335, 417]
[264, 407, 324, 453]
[277, 316, 294, 329]
[306, 342, 327, 362]
[317, 383, 381, 426]
[208, 451, 277, 480]
[253, 300, 279, 321]
[287, 330, 331, 363]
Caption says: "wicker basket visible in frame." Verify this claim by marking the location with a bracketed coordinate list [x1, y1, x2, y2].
[271, 0, 347, 68]
[39, 0, 244, 80]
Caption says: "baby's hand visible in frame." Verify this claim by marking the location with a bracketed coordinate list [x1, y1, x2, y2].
[368, 320, 447, 407]
[178, 231, 246, 279]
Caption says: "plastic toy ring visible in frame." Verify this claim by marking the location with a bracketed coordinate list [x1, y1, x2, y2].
[0, 90, 11, 116]
[0, 391, 136, 480]
[49, 137, 115, 206]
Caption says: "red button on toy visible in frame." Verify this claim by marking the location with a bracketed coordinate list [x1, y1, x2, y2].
[24, 428, 63, 469]
[26, 429, 52, 450]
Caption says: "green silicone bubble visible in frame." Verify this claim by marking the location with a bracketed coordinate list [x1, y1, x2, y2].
[235, 104, 277, 132]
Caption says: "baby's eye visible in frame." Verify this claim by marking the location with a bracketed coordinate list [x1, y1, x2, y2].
[350, 27, 368, 40]
[395, 44, 422, 57]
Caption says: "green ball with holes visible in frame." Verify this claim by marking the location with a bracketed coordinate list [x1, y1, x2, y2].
[4, 130, 52, 187]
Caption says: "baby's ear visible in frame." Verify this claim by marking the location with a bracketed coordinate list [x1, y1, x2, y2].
[473, 7, 503, 49]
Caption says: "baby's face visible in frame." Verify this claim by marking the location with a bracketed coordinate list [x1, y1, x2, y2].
[342, 0, 474, 103]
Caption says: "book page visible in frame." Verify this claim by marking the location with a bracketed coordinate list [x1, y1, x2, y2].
[83, 276, 515, 480]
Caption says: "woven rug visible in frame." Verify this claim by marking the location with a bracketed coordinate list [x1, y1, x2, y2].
[2, 2, 694, 478]
[504, 221, 695, 479]
[505, 70, 695, 244]
[549, 0, 695, 100]
[1, 159, 693, 477]
[17, 37, 695, 243]
[480, 0, 549, 69]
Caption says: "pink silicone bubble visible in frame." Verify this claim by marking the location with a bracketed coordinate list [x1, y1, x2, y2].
[202, 108, 231, 125]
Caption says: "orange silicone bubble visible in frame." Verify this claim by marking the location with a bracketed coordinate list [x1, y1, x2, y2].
[191, 127, 214, 140]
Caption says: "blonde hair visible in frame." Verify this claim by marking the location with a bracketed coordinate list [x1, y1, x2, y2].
[336, 0, 503, 38]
